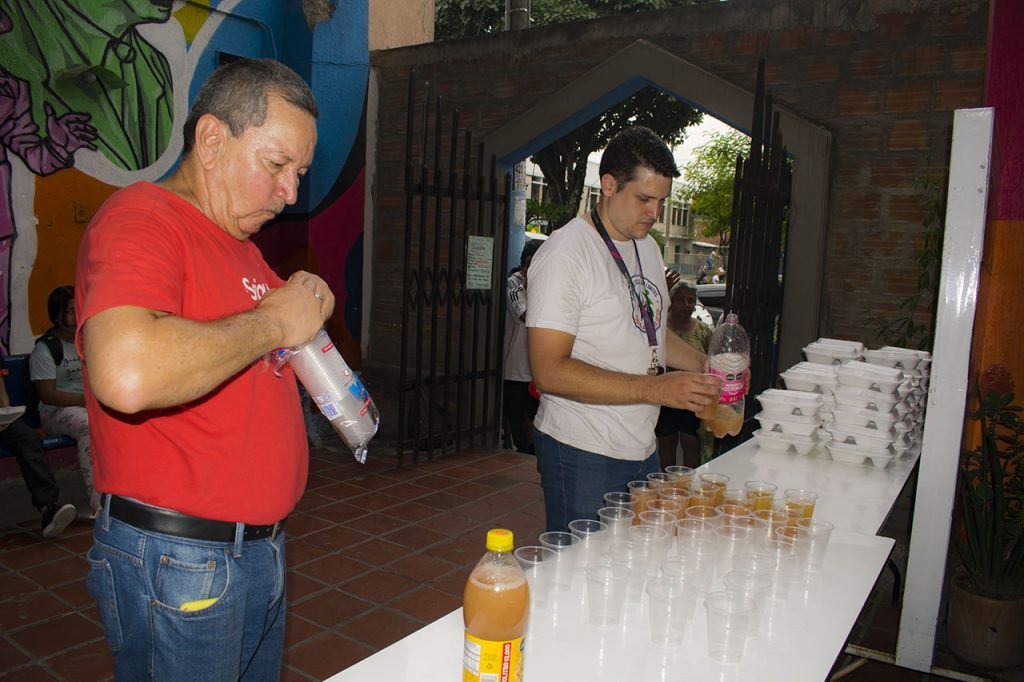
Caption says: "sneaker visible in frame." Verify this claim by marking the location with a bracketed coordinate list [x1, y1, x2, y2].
[41, 503, 77, 539]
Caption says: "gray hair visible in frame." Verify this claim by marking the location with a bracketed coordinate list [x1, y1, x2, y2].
[183, 58, 318, 154]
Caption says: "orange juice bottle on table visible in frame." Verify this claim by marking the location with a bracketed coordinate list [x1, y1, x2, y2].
[463, 529, 529, 682]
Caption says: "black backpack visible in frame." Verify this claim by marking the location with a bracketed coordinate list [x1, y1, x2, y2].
[25, 332, 64, 426]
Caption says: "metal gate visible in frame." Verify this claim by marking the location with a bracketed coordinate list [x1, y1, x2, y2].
[396, 72, 510, 465]
[719, 58, 793, 449]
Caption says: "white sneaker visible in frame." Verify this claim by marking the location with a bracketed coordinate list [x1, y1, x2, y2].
[42, 503, 77, 539]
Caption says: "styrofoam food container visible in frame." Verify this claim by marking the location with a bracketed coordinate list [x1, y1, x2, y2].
[836, 361, 903, 392]
[833, 385, 899, 411]
[780, 362, 838, 393]
[752, 429, 819, 455]
[756, 413, 821, 437]
[826, 440, 894, 468]
[756, 389, 823, 417]
[817, 338, 865, 353]
[825, 422, 894, 449]
[825, 441, 867, 465]
[804, 342, 862, 366]
[863, 348, 921, 370]
[752, 429, 793, 453]
[831, 406, 899, 430]
[881, 346, 931, 361]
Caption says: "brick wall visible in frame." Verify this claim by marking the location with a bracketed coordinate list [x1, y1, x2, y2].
[368, 0, 989, 408]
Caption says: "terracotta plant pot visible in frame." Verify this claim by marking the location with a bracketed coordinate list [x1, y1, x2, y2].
[947, 577, 1024, 670]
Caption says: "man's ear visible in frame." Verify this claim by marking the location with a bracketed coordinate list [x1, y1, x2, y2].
[600, 173, 618, 197]
[192, 114, 227, 170]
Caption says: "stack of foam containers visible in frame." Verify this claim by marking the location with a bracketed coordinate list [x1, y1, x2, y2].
[825, 360, 903, 468]
[862, 346, 930, 455]
[752, 388, 827, 455]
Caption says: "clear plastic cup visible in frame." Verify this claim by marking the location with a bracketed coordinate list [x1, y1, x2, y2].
[656, 487, 690, 508]
[744, 480, 778, 511]
[603, 491, 636, 509]
[514, 545, 556, 610]
[718, 504, 752, 521]
[675, 518, 716, 560]
[752, 508, 789, 545]
[628, 481, 658, 523]
[665, 465, 695, 490]
[598, 506, 635, 539]
[795, 518, 835, 572]
[661, 551, 711, 597]
[638, 510, 678, 538]
[784, 488, 819, 521]
[722, 569, 770, 635]
[724, 515, 769, 552]
[647, 577, 692, 646]
[685, 505, 723, 526]
[646, 472, 673, 489]
[721, 488, 749, 508]
[569, 518, 609, 569]
[539, 531, 580, 590]
[644, 498, 682, 515]
[705, 591, 759, 664]
[713, 524, 754, 576]
[586, 560, 630, 628]
[699, 472, 731, 506]
[688, 481, 719, 508]
[776, 525, 814, 578]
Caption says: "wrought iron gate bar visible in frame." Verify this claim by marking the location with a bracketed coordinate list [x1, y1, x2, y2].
[716, 58, 793, 456]
[397, 71, 509, 464]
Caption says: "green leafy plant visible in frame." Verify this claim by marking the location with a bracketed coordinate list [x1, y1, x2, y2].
[954, 366, 1024, 599]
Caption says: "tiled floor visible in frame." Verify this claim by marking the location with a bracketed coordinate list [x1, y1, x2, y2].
[0, 445, 1005, 681]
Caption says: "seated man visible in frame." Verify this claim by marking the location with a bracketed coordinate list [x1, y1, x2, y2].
[0, 353, 76, 537]
[30, 285, 99, 516]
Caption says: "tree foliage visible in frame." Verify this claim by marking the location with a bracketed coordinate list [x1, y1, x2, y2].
[436, 0, 707, 230]
[676, 130, 750, 246]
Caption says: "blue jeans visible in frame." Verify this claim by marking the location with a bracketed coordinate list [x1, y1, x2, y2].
[86, 499, 287, 681]
[535, 430, 660, 532]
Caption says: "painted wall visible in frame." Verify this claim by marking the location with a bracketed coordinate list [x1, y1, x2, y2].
[0, 0, 372, 363]
[970, 0, 1024, 401]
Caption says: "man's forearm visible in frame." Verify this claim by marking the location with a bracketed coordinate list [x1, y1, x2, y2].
[666, 331, 707, 372]
[84, 306, 286, 414]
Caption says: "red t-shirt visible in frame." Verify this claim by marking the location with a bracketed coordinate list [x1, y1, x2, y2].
[75, 183, 307, 524]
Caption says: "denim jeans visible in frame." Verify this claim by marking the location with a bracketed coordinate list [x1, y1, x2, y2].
[86, 498, 287, 681]
[535, 429, 660, 532]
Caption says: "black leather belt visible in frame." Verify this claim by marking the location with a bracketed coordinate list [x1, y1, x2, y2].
[106, 495, 286, 542]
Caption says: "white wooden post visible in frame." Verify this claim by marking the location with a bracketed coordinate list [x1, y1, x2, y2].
[896, 108, 994, 670]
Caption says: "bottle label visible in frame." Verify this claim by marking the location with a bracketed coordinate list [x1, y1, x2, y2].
[462, 632, 524, 682]
[709, 367, 745, 405]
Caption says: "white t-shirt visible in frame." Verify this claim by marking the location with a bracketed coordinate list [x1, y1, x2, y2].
[526, 217, 667, 460]
[504, 270, 532, 382]
[29, 336, 84, 396]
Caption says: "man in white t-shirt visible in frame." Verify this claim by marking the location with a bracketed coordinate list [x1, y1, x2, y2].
[526, 127, 721, 532]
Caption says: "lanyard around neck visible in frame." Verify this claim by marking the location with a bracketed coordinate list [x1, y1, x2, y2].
[590, 209, 660, 353]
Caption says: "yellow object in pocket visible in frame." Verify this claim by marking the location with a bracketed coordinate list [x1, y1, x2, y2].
[179, 598, 218, 612]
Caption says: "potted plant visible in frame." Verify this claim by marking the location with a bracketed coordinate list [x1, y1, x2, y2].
[948, 364, 1024, 669]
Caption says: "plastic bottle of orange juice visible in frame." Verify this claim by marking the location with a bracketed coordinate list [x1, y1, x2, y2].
[463, 528, 529, 682]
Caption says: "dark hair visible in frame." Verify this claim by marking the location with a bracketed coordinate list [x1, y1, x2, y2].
[47, 285, 74, 326]
[520, 239, 542, 269]
[599, 126, 680, 188]
[183, 58, 319, 154]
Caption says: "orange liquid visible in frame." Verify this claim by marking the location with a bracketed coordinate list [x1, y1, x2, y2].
[705, 404, 744, 438]
[463, 566, 529, 642]
[748, 492, 774, 512]
[631, 488, 658, 524]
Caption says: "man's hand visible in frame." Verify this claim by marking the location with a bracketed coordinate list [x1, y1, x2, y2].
[650, 371, 721, 412]
[257, 272, 334, 349]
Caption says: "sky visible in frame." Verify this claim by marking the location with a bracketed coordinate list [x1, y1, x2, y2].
[673, 114, 743, 174]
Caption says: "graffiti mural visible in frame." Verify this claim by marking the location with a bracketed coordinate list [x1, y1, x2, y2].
[0, 0, 369, 357]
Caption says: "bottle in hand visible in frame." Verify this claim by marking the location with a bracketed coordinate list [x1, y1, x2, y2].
[463, 528, 529, 682]
[701, 313, 750, 438]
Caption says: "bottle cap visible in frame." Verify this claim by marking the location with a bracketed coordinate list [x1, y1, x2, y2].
[485, 528, 514, 553]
